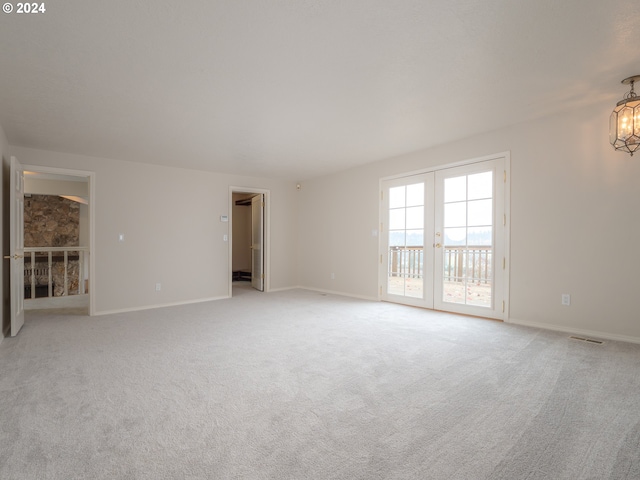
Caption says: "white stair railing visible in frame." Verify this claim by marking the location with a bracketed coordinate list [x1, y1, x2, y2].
[24, 247, 89, 299]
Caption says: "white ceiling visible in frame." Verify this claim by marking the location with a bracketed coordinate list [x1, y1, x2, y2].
[1, 0, 639, 180]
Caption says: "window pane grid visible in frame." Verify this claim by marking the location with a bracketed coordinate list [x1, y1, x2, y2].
[387, 182, 425, 299]
[442, 171, 493, 308]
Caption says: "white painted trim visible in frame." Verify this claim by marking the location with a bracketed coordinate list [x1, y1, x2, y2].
[503, 152, 511, 320]
[296, 286, 378, 302]
[267, 286, 299, 293]
[379, 151, 511, 182]
[228, 186, 271, 297]
[22, 164, 97, 316]
[94, 295, 229, 316]
[507, 317, 640, 345]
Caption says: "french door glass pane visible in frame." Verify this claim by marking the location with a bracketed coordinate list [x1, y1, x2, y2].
[467, 171, 493, 200]
[467, 199, 492, 226]
[406, 206, 424, 229]
[388, 182, 425, 299]
[444, 202, 466, 227]
[406, 183, 424, 206]
[442, 171, 493, 308]
[444, 177, 466, 202]
[389, 209, 406, 230]
[389, 186, 406, 208]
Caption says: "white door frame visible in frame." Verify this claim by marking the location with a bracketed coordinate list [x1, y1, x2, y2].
[378, 152, 511, 320]
[228, 186, 270, 297]
[22, 164, 97, 316]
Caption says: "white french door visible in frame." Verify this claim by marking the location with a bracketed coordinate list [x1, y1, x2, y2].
[381, 173, 435, 308]
[381, 157, 508, 320]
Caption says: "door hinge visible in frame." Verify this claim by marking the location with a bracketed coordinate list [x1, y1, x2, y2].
[503, 170, 507, 183]
[261, 201, 265, 207]
[503, 214, 506, 226]
[379, 285, 383, 295]
[502, 257, 506, 269]
[381, 190, 384, 201]
[380, 254, 383, 264]
[261, 273, 265, 279]
[502, 300, 505, 313]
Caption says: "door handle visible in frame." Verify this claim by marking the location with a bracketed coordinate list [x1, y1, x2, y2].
[435, 243, 442, 248]
[3, 254, 24, 260]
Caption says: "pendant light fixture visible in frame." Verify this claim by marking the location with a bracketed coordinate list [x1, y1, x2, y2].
[610, 75, 640, 156]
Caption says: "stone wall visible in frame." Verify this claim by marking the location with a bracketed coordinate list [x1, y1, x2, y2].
[24, 195, 81, 297]
[24, 194, 79, 247]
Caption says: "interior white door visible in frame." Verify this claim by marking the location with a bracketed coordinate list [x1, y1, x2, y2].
[8, 156, 25, 336]
[251, 194, 264, 292]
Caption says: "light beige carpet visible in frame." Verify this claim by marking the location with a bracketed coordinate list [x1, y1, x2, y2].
[1, 287, 639, 479]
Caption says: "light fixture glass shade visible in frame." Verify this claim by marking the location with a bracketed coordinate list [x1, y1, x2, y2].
[610, 76, 640, 156]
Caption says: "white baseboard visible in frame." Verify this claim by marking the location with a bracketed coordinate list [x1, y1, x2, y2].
[296, 286, 378, 302]
[267, 286, 299, 293]
[1, 323, 10, 342]
[507, 317, 640, 345]
[94, 295, 229, 316]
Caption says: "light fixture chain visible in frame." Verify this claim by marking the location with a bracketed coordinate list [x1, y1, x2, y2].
[626, 79, 636, 100]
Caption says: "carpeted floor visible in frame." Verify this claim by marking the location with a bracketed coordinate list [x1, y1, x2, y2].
[1, 287, 639, 479]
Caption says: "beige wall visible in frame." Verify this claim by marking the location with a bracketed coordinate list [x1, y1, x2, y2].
[297, 99, 640, 342]
[24, 177, 88, 197]
[0, 123, 8, 341]
[10, 146, 299, 314]
[4, 98, 640, 342]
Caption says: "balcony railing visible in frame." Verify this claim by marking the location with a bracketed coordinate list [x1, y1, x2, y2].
[24, 247, 89, 299]
[443, 246, 492, 284]
[389, 245, 492, 284]
[389, 246, 424, 279]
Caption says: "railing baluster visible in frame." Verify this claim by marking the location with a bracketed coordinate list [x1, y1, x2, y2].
[79, 251, 84, 294]
[484, 249, 488, 284]
[30, 251, 36, 299]
[63, 250, 68, 296]
[48, 251, 53, 297]
[473, 249, 477, 283]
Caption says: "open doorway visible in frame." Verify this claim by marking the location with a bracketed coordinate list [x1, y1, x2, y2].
[21, 165, 95, 316]
[5, 159, 95, 337]
[229, 187, 269, 297]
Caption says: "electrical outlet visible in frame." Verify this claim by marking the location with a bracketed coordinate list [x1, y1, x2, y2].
[562, 294, 570, 306]
[155, 283, 161, 292]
